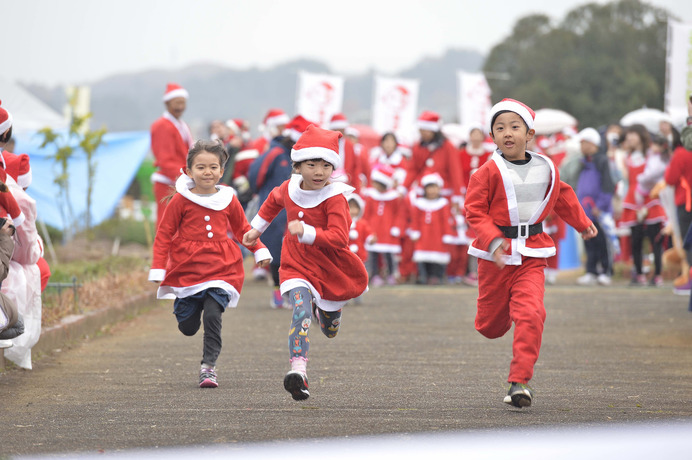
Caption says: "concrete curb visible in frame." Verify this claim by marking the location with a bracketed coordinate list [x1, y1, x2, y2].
[1, 291, 157, 370]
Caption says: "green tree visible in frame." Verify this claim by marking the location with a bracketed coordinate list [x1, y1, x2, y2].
[483, 0, 674, 128]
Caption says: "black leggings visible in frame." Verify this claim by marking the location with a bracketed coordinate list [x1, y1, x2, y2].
[630, 222, 663, 276]
[178, 296, 224, 367]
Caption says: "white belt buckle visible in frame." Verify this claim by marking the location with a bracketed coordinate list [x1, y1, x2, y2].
[518, 223, 530, 239]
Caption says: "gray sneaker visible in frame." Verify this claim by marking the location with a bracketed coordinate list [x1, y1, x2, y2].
[503, 382, 534, 408]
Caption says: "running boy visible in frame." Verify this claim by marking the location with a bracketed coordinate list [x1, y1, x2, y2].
[465, 98, 597, 407]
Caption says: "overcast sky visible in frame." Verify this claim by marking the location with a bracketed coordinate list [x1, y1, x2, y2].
[5, 0, 692, 86]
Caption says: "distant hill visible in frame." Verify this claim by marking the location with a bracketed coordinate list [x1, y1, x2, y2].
[22, 48, 484, 136]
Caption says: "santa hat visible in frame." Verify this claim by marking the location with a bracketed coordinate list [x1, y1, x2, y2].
[489, 98, 535, 130]
[417, 111, 441, 132]
[578, 127, 601, 147]
[291, 124, 342, 168]
[562, 126, 577, 137]
[264, 108, 290, 127]
[421, 172, 444, 188]
[284, 115, 315, 142]
[346, 192, 365, 216]
[162, 83, 189, 102]
[1, 152, 32, 189]
[329, 113, 349, 130]
[0, 101, 12, 135]
[344, 126, 360, 138]
[370, 164, 396, 189]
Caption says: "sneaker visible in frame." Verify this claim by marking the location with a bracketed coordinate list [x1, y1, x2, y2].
[284, 370, 310, 400]
[597, 274, 612, 286]
[386, 275, 397, 286]
[253, 267, 268, 281]
[199, 367, 218, 388]
[271, 289, 284, 308]
[503, 382, 534, 408]
[371, 275, 384, 287]
[650, 275, 663, 287]
[629, 274, 647, 286]
[576, 273, 597, 286]
[462, 273, 479, 287]
[673, 279, 692, 295]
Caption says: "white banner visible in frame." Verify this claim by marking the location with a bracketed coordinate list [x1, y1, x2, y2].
[372, 76, 419, 140]
[665, 20, 692, 126]
[295, 71, 344, 127]
[457, 71, 492, 129]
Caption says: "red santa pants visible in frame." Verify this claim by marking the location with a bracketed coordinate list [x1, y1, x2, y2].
[154, 181, 173, 227]
[476, 256, 547, 384]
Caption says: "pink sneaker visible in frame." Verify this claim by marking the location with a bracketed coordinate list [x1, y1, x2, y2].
[199, 367, 218, 388]
[386, 275, 397, 286]
[371, 275, 384, 287]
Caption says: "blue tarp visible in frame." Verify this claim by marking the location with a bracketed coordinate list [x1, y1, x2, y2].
[13, 130, 150, 230]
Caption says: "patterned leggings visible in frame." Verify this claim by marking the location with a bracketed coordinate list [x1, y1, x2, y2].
[287, 287, 342, 363]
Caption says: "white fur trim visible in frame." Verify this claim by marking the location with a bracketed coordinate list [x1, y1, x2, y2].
[349, 243, 359, 253]
[412, 197, 449, 212]
[362, 187, 400, 202]
[148, 268, 166, 282]
[329, 120, 349, 130]
[280, 278, 367, 312]
[175, 173, 235, 210]
[253, 247, 273, 265]
[413, 250, 451, 264]
[442, 234, 456, 244]
[390, 227, 401, 237]
[150, 172, 174, 185]
[266, 113, 290, 126]
[490, 100, 534, 130]
[364, 242, 401, 253]
[17, 171, 32, 189]
[371, 170, 394, 188]
[163, 88, 188, 102]
[417, 120, 440, 132]
[234, 149, 260, 162]
[291, 146, 342, 169]
[12, 211, 25, 229]
[251, 214, 271, 233]
[297, 222, 317, 245]
[287, 174, 354, 209]
[0, 112, 13, 134]
[409, 230, 421, 241]
[349, 228, 359, 239]
[157, 280, 241, 309]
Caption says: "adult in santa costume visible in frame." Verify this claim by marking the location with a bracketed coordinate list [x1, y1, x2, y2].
[149, 139, 271, 388]
[243, 125, 368, 401]
[328, 113, 362, 191]
[150, 83, 194, 227]
[404, 111, 464, 208]
[465, 98, 596, 408]
[408, 173, 455, 285]
[248, 115, 313, 308]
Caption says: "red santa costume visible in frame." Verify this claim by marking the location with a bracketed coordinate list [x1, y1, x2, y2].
[465, 99, 592, 390]
[409, 173, 455, 266]
[346, 193, 373, 263]
[149, 174, 271, 307]
[362, 165, 403, 255]
[250, 127, 369, 311]
[404, 111, 464, 205]
[328, 113, 362, 191]
[150, 83, 194, 226]
[368, 143, 409, 191]
[619, 150, 667, 227]
[459, 129, 492, 191]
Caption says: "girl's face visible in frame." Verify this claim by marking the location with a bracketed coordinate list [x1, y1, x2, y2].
[381, 135, 397, 155]
[419, 129, 435, 143]
[348, 201, 361, 218]
[296, 159, 334, 191]
[424, 184, 441, 199]
[469, 129, 485, 148]
[490, 112, 535, 161]
[624, 131, 642, 152]
[186, 151, 224, 194]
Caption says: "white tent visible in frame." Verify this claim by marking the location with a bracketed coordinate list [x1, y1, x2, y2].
[0, 77, 67, 133]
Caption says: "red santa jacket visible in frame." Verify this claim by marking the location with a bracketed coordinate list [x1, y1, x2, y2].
[332, 137, 362, 191]
[349, 217, 373, 262]
[361, 187, 403, 254]
[150, 112, 192, 185]
[465, 151, 592, 266]
[405, 139, 464, 203]
[409, 196, 455, 264]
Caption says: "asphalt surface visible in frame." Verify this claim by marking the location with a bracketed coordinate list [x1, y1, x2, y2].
[1, 276, 691, 457]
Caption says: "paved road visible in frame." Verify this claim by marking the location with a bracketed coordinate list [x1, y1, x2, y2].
[1, 278, 691, 457]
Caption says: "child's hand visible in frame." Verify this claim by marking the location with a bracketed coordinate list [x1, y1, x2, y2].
[288, 220, 304, 237]
[243, 229, 261, 246]
[581, 224, 598, 240]
[493, 241, 509, 269]
[257, 258, 271, 268]
[0, 217, 15, 236]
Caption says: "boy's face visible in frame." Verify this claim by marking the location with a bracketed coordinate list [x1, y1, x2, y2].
[490, 112, 535, 161]
[348, 201, 360, 218]
[424, 183, 440, 199]
[295, 159, 334, 191]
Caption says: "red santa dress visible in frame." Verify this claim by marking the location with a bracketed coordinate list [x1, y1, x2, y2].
[362, 187, 403, 254]
[149, 174, 271, 308]
[250, 175, 369, 312]
[409, 196, 455, 264]
[465, 151, 592, 383]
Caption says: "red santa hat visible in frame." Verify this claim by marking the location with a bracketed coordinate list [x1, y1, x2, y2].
[417, 111, 442, 132]
[370, 164, 396, 189]
[291, 124, 342, 168]
[421, 172, 444, 188]
[0, 101, 12, 135]
[346, 192, 365, 216]
[1, 152, 32, 189]
[489, 98, 535, 130]
[264, 108, 290, 127]
[329, 113, 349, 130]
[162, 83, 189, 102]
[284, 115, 315, 142]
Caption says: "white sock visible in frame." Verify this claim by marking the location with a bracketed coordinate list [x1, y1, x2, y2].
[290, 357, 307, 374]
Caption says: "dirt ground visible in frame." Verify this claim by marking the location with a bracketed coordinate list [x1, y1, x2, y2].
[1, 273, 691, 457]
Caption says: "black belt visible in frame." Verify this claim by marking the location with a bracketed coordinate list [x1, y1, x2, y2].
[498, 223, 543, 239]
